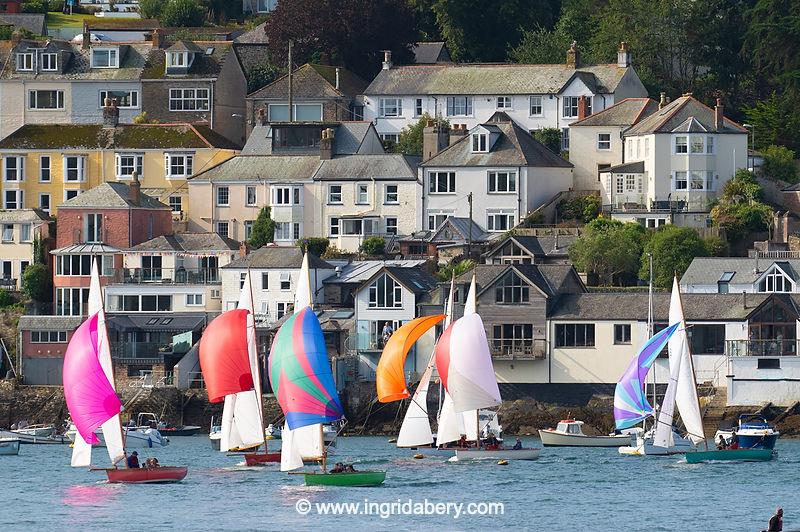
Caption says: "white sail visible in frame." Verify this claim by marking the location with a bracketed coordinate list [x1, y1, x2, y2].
[280, 423, 303, 472]
[220, 394, 245, 452]
[671, 277, 705, 445]
[652, 343, 681, 449]
[437, 392, 465, 446]
[446, 313, 501, 413]
[280, 423, 324, 472]
[463, 274, 477, 317]
[459, 274, 479, 424]
[295, 252, 312, 310]
[397, 363, 434, 447]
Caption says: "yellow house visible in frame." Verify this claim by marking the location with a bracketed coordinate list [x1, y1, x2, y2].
[0, 122, 238, 220]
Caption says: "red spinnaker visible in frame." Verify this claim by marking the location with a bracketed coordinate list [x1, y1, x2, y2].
[199, 309, 253, 402]
[434, 322, 455, 392]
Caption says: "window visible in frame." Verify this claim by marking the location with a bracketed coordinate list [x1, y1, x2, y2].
[20, 223, 31, 242]
[56, 287, 90, 316]
[380, 133, 399, 147]
[329, 217, 339, 236]
[691, 324, 725, 354]
[261, 272, 269, 290]
[384, 185, 398, 204]
[65, 190, 80, 201]
[328, 185, 342, 204]
[675, 136, 688, 154]
[85, 213, 103, 243]
[280, 272, 291, 290]
[488, 171, 516, 193]
[491, 324, 534, 354]
[244, 220, 254, 240]
[529, 96, 542, 116]
[100, 90, 139, 108]
[428, 171, 455, 193]
[625, 174, 636, 192]
[167, 52, 189, 68]
[690, 136, 704, 154]
[28, 90, 64, 110]
[385, 217, 397, 235]
[644, 138, 650, 157]
[216, 187, 229, 206]
[356, 184, 369, 204]
[186, 294, 204, 306]
[4, 156, 23, 181]
[275, 222, 292, 241]
[39, 193, 50, 213]
[427, 212, 450, 230]
[91, 48, 118, 68]
[169, 195, 182, 213]
[689, 170, 704, 190]
[561, 128, 569, 151]
[273, 187, 291, 205]
[615, 176, 624, 194]
[31, 331, 68, 343]
[555, 323, 595, 347]
[39, 156, 50, 182]
[115, 153, 143, 179]
[276, 301, 293, 319]
[293, 187, 301, 205]
[16, 53, 33, 71]
[496, 96, 512, 109]
[379, 98, 402, 117]
[597, 133, 611, 150]
[674, 171, 687, 190]
[165, 153, 194, 177]
[1, 224, 12, 242]
[563, 96, 579, 118]
[707, 136, 715, 154]
[110, 294, 172, 313]
[494, 271, 529, 303]
[446, 96, 472, 116]
[216, 222, 229, 237]
[169, 88, 209, 111]
[246, 186, 257, 206]
[414, 98, 423, 117]
[4, 190, 22, 209]
[758, 268, 793, 293]
[614, 324, 631, 344]
[64, 156, 86, 182]
[40, 53, 57, 71]
[472, 133, 488, 152]
[487, 212, 515, 232]
[368, 274, 402, 308]
[20, 260, 29, 278]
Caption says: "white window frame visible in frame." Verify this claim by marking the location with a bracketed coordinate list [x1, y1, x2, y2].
[64, 190, 80, 202]
[165, 152, 194, 178]
[368, 274, 403, 309]
[597, 133, 611, 151]
[16, 52, 33, 71]
[379, 97, 402, 117]
[115, 153, 143, 180]
[280, 272, 291, 291]
[84, 213, 103, 243]
[63, 156, 87, 182]
[674, 136, 688, 154]
[487, 211, 515, 232]
[529, 95, 543, 116]
[707, 136, 715, 154]
[168, 88, 209, 111]
[4, 190, 23, 210]
[384, 184, 399, 204]
[328, 185, 342, 204]
[356, 183, 369, 205]
[414, 98, 423, 117]
[274, 222, 293, 241]
[39, 193, 50, 213]
[216, 221, 229, 237]
[562, 96, 579, 118]
[472, 133, 488, 153]
[428, 171, 456, 194]
[246, 185, 257, 206]
[329, 217, 340, 236]
[91, 47, 119, 69]
[100, 90, 139, 109]
[1, 224, 12, 242]
[167, 52, 189, 68]
[427, 211, 452, 231]
[216, 186, 230, 207]
[185, 293, 204, 306]
[3, 156, 24, 182]
[674, 171, 688, 190]
[20, 223, 31, 242]
[487, 170, 517, 193]
[168, 195, 182, 213]
[385, 217, 398, 235]
[40, 53, 58, 71]
[28, 90, 64, 110]
[690, 136, 705, 154]
[244, 220, 254, 240]
[496, 96, 512, 110]
[39, 155, 51, 182]
[446, 96, 472, 117]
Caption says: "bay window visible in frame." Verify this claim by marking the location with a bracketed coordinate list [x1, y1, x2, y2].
[446, 96, 472, 116]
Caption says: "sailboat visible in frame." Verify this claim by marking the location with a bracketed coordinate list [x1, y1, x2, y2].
[271, 253, 385, 486]
[63, 260, 187, 483]
[436, 275, 538, 461]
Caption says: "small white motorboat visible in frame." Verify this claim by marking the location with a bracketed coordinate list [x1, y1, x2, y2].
[539, 419, 633, 447]
[454, 447, 540, 461]
[0, 429, 69, 445]
[65, 424, 169, 448]
[0, 437, 20, 455]
[618, 428, 696, 456]
[10, 423, 55, 438]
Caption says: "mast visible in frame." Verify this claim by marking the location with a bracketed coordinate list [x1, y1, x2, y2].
[247, 267, 267, 452]
[675, 278, 708, 450]
[648, 253, 655, 428]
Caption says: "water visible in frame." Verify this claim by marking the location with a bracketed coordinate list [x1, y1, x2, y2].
[0, 436, 796, 531]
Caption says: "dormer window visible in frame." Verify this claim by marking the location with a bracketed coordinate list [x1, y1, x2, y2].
[167, 52, 189, 68]
[16, 53, 33, 71]
[91, 48, 118, 69]
[40, 53, 58, 71]
[472, 133, 488, 152]
[758, 266, 794, 293]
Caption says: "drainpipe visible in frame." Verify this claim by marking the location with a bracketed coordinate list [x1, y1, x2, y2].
[517, 165, 522, 226]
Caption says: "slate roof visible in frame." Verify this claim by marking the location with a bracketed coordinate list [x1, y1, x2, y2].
[129, 233, 240, 253]
[142, 42, 234, 79]
[0, 124, 235, 150]
[411, 42, 451, 64]
[570, 98, 657, 127]
[249, 63, 367, 99]
[680, 257, 800, 286]
[422, 119, 572, 168]
[625, 95, 747, 136]
[314, 154, 418, 181]
[241, 122, 381, 156]
[430, 217, 491, 243]
[365, 63, 632, 96]
[550, 292, 774, 321]
[487, 234, 576, 259]
[235, 23, 268, 43]
[223, 246, 332, 269]
[59, 182, 170, 210]
[380, 266, 438, 294]
[323, 260, 427, 285]
[607, 161, 645, 173]
[0, 13, 46, 35]
[233, 43, 272, 84]
[0, 209, 50, 223]
[18, 315, 83, 330]
[190, 155, 321, 182]
[454, 263, 570, 298]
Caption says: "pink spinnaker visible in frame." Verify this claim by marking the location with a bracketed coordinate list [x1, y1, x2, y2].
[62, 313, 122, 444]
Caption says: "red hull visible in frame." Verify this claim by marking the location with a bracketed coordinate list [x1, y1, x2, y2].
[105, 466, 188, 484]
[244, 452, 282, 466]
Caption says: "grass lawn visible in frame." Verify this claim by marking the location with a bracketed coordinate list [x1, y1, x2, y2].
[46, 12, 95, 29]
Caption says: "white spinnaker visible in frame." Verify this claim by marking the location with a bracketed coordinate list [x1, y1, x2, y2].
[435, 277, 464, 446]
[671, 277, 705, 445]
[280, 423, 324, 472]
[459, 275, 480, 427]
[446, 314, 502, 413]
[397, 363, 434, 447]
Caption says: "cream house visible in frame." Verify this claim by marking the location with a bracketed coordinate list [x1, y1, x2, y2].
[0, 209, 50, 289]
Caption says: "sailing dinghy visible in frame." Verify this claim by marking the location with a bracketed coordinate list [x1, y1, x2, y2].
[64, 261, 187, 483]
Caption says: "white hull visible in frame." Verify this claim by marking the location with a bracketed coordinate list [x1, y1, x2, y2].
[455, 448, 540, 461]
[619, 435, 696, 456]
[11, 424, 55, 438]
[539, 430, 630, 447]
[0, 429, 68, 445]
[0, 438, 20, 455]
[66, 426, 169, 448]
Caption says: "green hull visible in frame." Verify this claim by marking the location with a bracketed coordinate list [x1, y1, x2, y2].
[685, 448, 774, 464]
[304, 471, 387, 487]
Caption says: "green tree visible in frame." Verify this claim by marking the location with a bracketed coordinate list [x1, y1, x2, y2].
[247, 63, 282, 94]
[711, 169, 772, 240]
[533, 128, 562, 155]
[704, 235, 730, 257]
[0, 289, 14, 308]
[138, 0, 163, 19]
[360, 236, 386, 256]
[296, 237, 329, 257]
[510, 0, 600, 64]
[248, 207, 275, 248]
[436, 259, 476, 282]
[394, 114, 449, 156]
[762, 145, 798, 183]
[21, 263, 51, 303]
[569, 219, 645, 286]
[160, 0, 205, 28]
[557, 195, 601, 223]
[640, 225, 708, 288]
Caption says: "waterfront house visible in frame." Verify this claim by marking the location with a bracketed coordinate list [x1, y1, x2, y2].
[483, 232, 576, 265]
[18, 315, 82, 385]
[0, 208, 51, 289]
[681, 257, 800, 294]
[395, 217, 497, 264]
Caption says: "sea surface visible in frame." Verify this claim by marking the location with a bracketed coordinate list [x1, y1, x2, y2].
[0, 435, 796, 531]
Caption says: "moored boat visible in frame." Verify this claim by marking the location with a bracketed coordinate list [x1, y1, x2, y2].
[105, 466, 188, 483]
[685, 448, 774, 464]
[618, 429, 696, 456]
[0, 429, 69, 445]
[454, 448, 540, 461]
[65, 424, 169, 448]
[539, 420, 631, 447]
[9, 423, 55, 438]
[303, 470, 386, 487]
[243, 451, 282, 466]
[714, 414, 780, 450]
[0, 437, 20, 455]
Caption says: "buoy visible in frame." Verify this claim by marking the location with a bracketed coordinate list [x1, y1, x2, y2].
[497, 459, 509, 466]
[413, 453, 424, 459]
[388, 438, 397, 443]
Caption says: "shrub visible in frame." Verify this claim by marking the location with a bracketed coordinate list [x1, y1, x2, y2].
[532, 128, 562, 154]
[247, 207, 275, 248]
[360, 236, 386, 256]
[21, 263, 51, 302]
[0, 289, 15, 308]
[297, 237, 329, 257]
[138, 0, 163, 19]
[436, 259, 475, 282]
[557, 195, 601, 223]
[762, 145, 797, 183]
[160, 0, 205, 28]
[21, 1, 46, 13]
[704, 235, 729, 257]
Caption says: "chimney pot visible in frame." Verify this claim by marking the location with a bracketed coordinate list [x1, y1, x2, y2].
[257, 107, 266, 126]
[714, 97, 724, 131]
[130, 172, 141, 205]
[320, 127, 334, 160]
[566, 41, 580, 69]
[239, 242, 247, 258]
[617, 41, 631, 68]
[102, 97, 120, 129]
[382, 50, 392, 70]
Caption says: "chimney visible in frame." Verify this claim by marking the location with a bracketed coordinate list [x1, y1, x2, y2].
[714, 98, 724, 131]
[566, 41, 580, 69]
[257, 107, 267, 127]
[617, 41, 631, 68]
[130, 171, 141, 206]
[82, 21, 90, 50]
[335, 67, 340, 90]
[382, 50, 392, 70]
[423, 120, 449, 161]
[577, 96, 590, 120]
[10, 30, 21, 47]
[659, 92, 667, 110]
[783, 212, 790, 243]
[102, 97, 119, 129]
[320, 127, 334, 160]
[239, 241, 247, 258]
[152, 28, 164, 49]
[449, 123, 467, 145]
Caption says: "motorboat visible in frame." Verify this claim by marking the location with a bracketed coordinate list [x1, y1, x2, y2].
[133, 413, 201, 437]
[9, 423, 55, 438]
[65, 423, 169, 448]
[539, 419, 633, 447]
[0, 437, 20, 455]
[209, 419, 222, 450]
[265, 424, 281, 440]
[714, 414, 780, 450]
[618, 428, 696, 456]
[0, 429, 69, 444]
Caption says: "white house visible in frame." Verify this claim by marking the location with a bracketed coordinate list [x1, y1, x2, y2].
[600, 95, 748, 228]
[681, 257, 800, 295]
[420, 116, 573, 232]
[0, 209, 51, 289]
[362, 42, 648, 150]
[220, 246, 335, 324]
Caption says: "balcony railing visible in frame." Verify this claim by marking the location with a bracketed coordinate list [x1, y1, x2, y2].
[0, 278, 17, 289]
[111, 341, 173, 361]
[110, 268, 221, 285]
[605, 197, 713, 214]
[489, 338, 548, 360]
[726, 339, 799, 357]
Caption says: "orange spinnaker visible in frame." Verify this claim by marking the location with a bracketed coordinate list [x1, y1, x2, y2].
[199, 309, 253, 403]
[376, 314, 445, 403]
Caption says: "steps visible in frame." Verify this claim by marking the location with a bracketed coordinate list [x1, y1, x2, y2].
[702, 387, 729, 435]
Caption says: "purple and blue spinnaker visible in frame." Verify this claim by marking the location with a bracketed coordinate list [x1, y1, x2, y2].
[614, 323, 680, 430]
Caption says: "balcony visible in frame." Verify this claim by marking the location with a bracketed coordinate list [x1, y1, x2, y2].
[0, 278, 17, 289]
[111, 341, 174, 363]
[110, 268, 221, 285]
[726, 339, 799, 357]
[489, 338, 548, 360]
[606, 196, 713, 214]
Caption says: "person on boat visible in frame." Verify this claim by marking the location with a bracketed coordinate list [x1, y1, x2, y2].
[126, 419, 136, 428]
[485, 434, 500, 450]
[126, 451, 140, 468]
[144, 457, 160, 468]
[330, 462, 345, 474]
[457, 435, 468, 448]
[513, 438, 522, 450]
[344, 464, 356, 472]
[729, 429, 740, 450]
[768, 507, 783, 532]
[716, 435, 728, 450]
